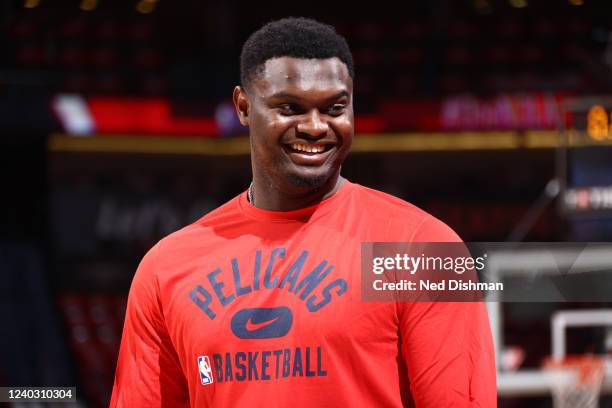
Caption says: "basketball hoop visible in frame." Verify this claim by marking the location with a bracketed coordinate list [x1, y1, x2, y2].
[543, 355, 605, 408]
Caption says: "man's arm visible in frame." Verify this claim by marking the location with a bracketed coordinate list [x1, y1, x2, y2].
[110, 243, 190, 408]
[399, 216, 497, 407]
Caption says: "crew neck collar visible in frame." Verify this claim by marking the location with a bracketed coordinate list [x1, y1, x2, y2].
[238, 179, 354, 222]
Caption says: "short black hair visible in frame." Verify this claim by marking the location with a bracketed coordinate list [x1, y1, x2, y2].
[240, 17, 354, 89]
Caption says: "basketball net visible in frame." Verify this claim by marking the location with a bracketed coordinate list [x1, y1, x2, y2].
[544, 355, 605, 408]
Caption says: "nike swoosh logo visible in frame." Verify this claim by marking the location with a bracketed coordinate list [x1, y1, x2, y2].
[245, 316, 280, 331]
[231, 307, 293, 339]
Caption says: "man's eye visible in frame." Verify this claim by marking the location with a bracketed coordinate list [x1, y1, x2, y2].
[277, 104, 298, 115]
[326, 104, 346, 115]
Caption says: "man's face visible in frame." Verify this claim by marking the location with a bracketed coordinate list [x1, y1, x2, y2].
[235, 57, 354, 194]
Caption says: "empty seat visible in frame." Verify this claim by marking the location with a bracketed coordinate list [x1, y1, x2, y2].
[131, 48, 164, 68]
[16, 43, 46, 66]
[444, 46, 473, 66]
[89, 48, 120, 68]
[392, 48, 424, 67]
[58, 46, 88, 67]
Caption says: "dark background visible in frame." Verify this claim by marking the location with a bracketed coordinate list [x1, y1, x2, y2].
[1, 0, 612, 406]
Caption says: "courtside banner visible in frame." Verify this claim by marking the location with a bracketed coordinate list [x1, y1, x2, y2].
[361, 242, 612, 302]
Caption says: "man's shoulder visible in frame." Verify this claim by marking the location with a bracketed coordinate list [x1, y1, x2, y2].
[352, 183, 460, 242]
[353, 183, 429, 222]
[154, 194, 244, 252]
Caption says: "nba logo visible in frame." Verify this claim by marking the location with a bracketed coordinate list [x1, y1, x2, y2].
[197, 356, 214, 385]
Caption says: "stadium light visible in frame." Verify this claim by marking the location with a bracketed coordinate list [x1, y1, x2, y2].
[474, 0, 493, 14]
[23, 0, 40, 8]
[509, 0, 528, 8]
[80, 0, 98, 11]
[136, 0, 157, 14]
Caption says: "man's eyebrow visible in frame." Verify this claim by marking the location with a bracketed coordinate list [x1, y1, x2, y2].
[267, 90, 350, 101]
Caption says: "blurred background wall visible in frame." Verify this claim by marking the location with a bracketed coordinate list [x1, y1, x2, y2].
[1, 0, 612, 406]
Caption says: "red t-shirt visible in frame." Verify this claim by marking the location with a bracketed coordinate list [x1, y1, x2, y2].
[110, 180, 496, 407]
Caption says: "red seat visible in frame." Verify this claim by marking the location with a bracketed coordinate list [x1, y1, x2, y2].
[518, 45, 546, 64]
[89, 48, 120, 68]
[126, 21, 154, 42]
[140, 75, 169, 95]
[353, 48, 385, 68]
[448, 20, 479, 39]
[93, 20, 121, 42]
[396, 22, 427, 42]
[352, 22, 385, 45]
[392, 48, 423, 67]
[562, 43, 590, 62]
[392, 75, 418, 96]
[10, 18, 38, 39]
[565, 18, 590, 38]
[16, 43, 46, 66]
[439, 74, 469, 94]
[531, 19, 558, 39]
[494, 18, 526, 39]
[58, 18, 88, 39]
[132, 48, 164, 68]
[63, 74, 94, 93]
[483, 45, 514, 66]
[444, 46, 472, 66]
[58, 46, 88, 67]
[94, 73, 125, 94]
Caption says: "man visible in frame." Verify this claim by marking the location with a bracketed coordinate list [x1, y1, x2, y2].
[111, 17, 496, 407]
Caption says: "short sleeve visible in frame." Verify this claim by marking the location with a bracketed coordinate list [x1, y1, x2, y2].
[110, 243, 190, 408]
[399, 216, 497, 407]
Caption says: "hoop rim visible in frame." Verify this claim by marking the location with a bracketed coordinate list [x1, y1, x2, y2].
[543, 354, 605, 386]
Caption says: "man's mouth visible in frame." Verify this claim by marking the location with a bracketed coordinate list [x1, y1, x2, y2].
[287, 143, 334, 154]
[283, 142, 336, 165]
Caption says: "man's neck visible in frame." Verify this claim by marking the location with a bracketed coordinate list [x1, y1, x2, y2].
[250, 174, 345, 212]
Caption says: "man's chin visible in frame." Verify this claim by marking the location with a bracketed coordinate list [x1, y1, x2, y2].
[286, 172, 330, 189]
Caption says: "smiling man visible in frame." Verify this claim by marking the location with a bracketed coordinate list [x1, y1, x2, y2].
[236, 26, 354, 211]
[111, 18, 496, 407]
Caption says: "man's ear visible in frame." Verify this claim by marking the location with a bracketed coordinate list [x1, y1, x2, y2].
[233, 86, 250, 126]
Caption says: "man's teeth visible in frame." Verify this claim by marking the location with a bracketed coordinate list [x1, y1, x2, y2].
[291, 143, 325, 153]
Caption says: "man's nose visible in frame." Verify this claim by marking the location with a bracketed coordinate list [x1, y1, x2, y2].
[296, 110, 329, 138]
